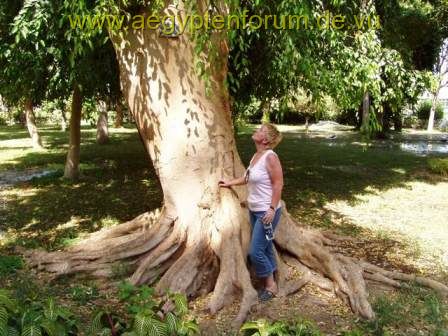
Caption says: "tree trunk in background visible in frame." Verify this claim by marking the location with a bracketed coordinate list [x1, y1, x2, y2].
[114, 98, 124, 128]
[427, 88, 440, 132]
[261, 99, 271, 123]
[361, 91, 370, 134]
[64, 86, 82, 180]
[60, 100, 68, 132]
[305, 116, 310, 132]
[96, 100, 109, 144]
[24, 99, 43, 149]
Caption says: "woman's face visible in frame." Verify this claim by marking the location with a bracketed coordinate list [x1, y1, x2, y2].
[252, 126, 268, 145]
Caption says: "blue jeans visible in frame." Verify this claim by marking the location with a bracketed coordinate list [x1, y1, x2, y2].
[248, 208, 282, 278]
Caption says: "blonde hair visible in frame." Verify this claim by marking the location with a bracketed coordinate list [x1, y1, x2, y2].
[262, 123, 283, 149]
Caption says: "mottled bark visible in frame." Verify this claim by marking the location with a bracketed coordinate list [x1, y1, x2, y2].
[64, 86, 82, 180]
[24, 99, 43, 149]
[96, 100, 109, 144]
[427, 88, 440, 132]
[361, 91, 370, 134]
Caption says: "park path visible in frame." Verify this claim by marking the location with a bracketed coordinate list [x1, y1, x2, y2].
[0, 169, 54, 189]
[0, 169, 54, 240]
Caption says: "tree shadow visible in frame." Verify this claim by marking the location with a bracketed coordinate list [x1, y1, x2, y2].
[0, 129, 162, 251]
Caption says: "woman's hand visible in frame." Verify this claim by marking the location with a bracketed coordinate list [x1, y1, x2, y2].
[218, 180, 232, 188]
[262, 208, 275, 224]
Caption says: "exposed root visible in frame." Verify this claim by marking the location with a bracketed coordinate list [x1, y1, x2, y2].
[275, 250, 310, 297]
[208, 198, 258, 329]
[129, 228, 183, 285]
[358, 259, 448, 294]
[22, 207, 178, 278]
[273, 203, 448, 321]
[21, 197, 448, 328]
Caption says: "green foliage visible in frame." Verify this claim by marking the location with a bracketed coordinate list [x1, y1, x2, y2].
[0, 256, 23, 276]
[416, 100, 445, 121]
[88, 282, 198, 336]
[35, 100, 68, 125]
[428, 157, 448, 176]
[0, 289, 78, 336]
[241, 319, 322, 336]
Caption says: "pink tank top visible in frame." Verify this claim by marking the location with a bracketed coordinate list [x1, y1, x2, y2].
[246, 149, 280, 212]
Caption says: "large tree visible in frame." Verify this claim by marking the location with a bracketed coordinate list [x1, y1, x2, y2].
[24, 0, 448, 328]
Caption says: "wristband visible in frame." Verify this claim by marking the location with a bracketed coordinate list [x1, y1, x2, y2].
[269, 205, 275, 211]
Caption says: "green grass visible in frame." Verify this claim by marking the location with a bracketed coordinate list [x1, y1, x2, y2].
[0, 124, 161, 251]
[358, 284, 448, 335]
[428, 157, 448, 176]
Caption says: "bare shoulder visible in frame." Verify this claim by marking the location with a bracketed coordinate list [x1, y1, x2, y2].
[266, 151, 281, 167]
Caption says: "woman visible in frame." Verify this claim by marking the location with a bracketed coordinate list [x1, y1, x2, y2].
[218, 123, 284, 301]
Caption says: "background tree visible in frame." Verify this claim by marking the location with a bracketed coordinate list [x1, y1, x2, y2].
[0, 0, 54, 149]
[427, 40, 448, 131]
[2, 0, 123, 178]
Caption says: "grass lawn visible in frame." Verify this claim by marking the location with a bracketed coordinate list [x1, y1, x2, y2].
[0, 123, 447, 335]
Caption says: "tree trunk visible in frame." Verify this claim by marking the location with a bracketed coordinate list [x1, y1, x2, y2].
[261, 100, 271, 123]
[24, 99, 43, 149]
[64, 86, 82, 180]
[23, 5, 448, 329]
[361, 91, 370, 134]
[427, 89, 440, 132]
[96, 100, 109, 144]
[59, 100, 68, 132]
[114, 98, 124, 128]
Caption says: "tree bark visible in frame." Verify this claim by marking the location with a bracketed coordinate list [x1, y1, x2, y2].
[59, 100, 68, 132]
[361, 91, 370, 134]
[23, 5, 448, 329]
[24, 99, 43, 149]
[64, 85, 82, 180]
[427, 88, 441, 132]
[96, 100, 109, 144]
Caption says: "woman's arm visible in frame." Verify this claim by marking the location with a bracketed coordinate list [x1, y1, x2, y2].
[218, 174, 247, 187]
[262, 153, 284, 223]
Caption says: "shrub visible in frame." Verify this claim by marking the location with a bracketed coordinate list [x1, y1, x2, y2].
[0, 255, 23, 276]
[416, 100, 444, 121]
[87, 281, 199, 336]
[0, 289, 79, 335]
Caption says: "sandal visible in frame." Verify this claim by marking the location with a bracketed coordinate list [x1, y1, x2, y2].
[258, 289, 276, 301]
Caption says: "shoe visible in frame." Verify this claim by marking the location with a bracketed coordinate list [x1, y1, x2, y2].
[258, 289, 276, 301]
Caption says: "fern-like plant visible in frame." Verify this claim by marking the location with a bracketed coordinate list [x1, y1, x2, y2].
[0, 289, 78, 336]
[86, 282, 199, 336]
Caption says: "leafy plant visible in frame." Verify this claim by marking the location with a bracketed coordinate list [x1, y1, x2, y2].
[0, 255, 23, 276]
[416, 100, 444, 121]
[240, 318, 322, 336]
[0, 289, 79, 335]
[87, 282, 199, 336]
